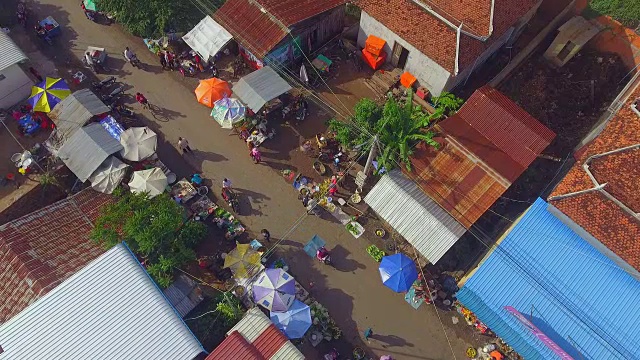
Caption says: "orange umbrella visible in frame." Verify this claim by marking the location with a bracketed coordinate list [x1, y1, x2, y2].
[194, 78, 231, 107]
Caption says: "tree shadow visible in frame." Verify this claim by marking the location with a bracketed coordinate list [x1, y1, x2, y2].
[189, 150, 228, 172]
[329, 244, 366, 273]
[234, 187, 271, 217]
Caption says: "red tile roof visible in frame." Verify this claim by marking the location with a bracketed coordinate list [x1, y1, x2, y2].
[214, 0, 347, 58]
[0, 189, 113, 324]
[440, 86, 556, 182]
[549, 80, 640, 272]
[206, 331, 265, 359]
[357, 0, 540, 73]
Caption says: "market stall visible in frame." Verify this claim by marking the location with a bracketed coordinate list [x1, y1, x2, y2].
[170, 179, 198, 203]
[182, 16, 232, 63]
[232, 66, 292, 114]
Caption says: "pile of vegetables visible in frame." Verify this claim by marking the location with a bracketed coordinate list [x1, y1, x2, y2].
[366, 245, 385, 262]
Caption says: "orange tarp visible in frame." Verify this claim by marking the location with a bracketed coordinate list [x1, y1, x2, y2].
[365, 35, 386, 57]
[400, 72, 417, 88]
[195, 78, 231, 108]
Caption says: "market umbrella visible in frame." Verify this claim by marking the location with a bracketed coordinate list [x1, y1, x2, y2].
[378, 253, 418, 293]
[83, 0, 97, 11]
[128, 167, 167, 198]
[270, 300, 312, 339]
[210, 97, 246, 129]
[119, 127, 158, 161]
[253, 268, 295, 312]
[195, 78, 231, 108]
[224, 243, 261, 278]
[89, 157, 129, 194]
[28, 77, 71, 113]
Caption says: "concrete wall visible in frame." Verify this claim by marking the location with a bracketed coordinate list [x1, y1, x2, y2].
[0, 64, 33, 109]
[357, 11, 452, 96]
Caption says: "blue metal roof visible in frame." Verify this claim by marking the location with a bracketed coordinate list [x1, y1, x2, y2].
[457, 198, 640, 360]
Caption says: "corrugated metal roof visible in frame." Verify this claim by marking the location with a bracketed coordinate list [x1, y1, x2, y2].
[49, 89, 110, 141]
[232, 66, 292, 112]
[228, 307, 271, 342]
[206, 331, 264, 359]
[213, 0, 347, 57]
[410, 141, 508, 228]
[0, 32, 27, 72]
[0, 189, 112, 324]
[440, 86, 555, 182]
[58, 123, 124, 182]
[457, 198, 640, 360]
[213, 307, 304, 360]
[0, 243, 205, 360]
[365, 170, 467, 264]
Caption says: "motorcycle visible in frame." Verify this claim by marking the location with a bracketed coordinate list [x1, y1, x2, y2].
[221, 188, 240, 214]
[295, 97, 309, 121]
[124, 52, 141, 68]
[112, 104, 135, 119]
[91, 76, 116, 91]
[101, 86, 125, 105]
[316, 247, 332, 266]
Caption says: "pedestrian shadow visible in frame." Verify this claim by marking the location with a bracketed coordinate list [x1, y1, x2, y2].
[330, 244, 366, 273]
[370, 334, 415, 348]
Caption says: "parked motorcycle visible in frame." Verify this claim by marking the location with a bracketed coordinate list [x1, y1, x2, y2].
[101, 86, 125, 105]
[112, 104, 135, 119]
[221, 188, 240, 213]
[295, 97, 309, 121]
[91, 76, 116, 91]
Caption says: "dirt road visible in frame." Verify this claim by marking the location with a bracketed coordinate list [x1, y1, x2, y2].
[24, 1, 475, 358]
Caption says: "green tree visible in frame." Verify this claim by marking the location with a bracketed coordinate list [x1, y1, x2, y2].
[95, 0, 204, 37]
[376, 90, 440, 172]
[90, 192, 207, 287]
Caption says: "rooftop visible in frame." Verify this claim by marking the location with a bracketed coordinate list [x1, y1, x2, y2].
[357, 0, 540, 73]
[0, 243, 204, 360]
[214, 0, 347, 58]
[0, 188, 112, 324]
[458, 198, 640, 360]
[0, 31, 27, 71]
[549, 78, 640, 272]
[410, 86, 554, 228]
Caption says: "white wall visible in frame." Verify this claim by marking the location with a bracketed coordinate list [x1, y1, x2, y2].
[0, 64, 33, 109]
[358, 11, 452, 96]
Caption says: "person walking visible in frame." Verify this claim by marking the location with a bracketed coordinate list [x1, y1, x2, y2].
[178, 137, 193, 154]
[363, 327, 373, 342]
[158, 51, 167, 69]
[261, 229, 271, 243]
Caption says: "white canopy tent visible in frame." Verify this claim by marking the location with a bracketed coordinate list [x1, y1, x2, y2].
[119, 127, 157, 161]
[128, 168, 167, 198]
[89, 156, 129, 194]
[182, 16, 232, 63]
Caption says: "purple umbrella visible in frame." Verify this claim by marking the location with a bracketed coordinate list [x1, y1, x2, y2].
[253, 268, 296, 312]
[28, 77, 70, 113]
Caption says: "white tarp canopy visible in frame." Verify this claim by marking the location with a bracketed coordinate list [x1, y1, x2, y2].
[182, 16, 232, 63]
[119, 127, 157, 161]
[364, 170, 467, 264]
[89, 156, 129, 194]
[128, 168, 167, 198]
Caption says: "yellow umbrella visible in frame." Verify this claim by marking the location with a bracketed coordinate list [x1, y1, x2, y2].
[28, 77, 71, 113]
[224, 244, 261, 278]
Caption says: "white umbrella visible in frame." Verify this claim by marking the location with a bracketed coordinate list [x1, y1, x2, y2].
[89, 157, 129, 194]
[128, 167, 167, 197]
[119, 127, 158, 161]
[210, 97, 246, 129]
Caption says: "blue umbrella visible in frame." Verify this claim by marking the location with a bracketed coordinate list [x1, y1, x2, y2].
[379, 253, 418, 293]
[270, 300, 312, 339]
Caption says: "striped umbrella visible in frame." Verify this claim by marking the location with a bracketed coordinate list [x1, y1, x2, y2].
[28, 77, 71, 113]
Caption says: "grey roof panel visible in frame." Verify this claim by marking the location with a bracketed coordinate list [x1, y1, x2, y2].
[0, 32, 27, 72]
[49, 89, 111, 140]
[58, 123, 123, 182]
[232, 66, 292, 112]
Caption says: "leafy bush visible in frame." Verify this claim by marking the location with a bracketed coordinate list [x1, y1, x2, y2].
[585, 0, 640, 28]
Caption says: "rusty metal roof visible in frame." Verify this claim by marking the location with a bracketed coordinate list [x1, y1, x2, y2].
[410, 140, 508, 228]
[206, 331, 265, 359]
[440, 86, 555, 182]
[0, 189, 113, 324]
[213, 0, 347, 57]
